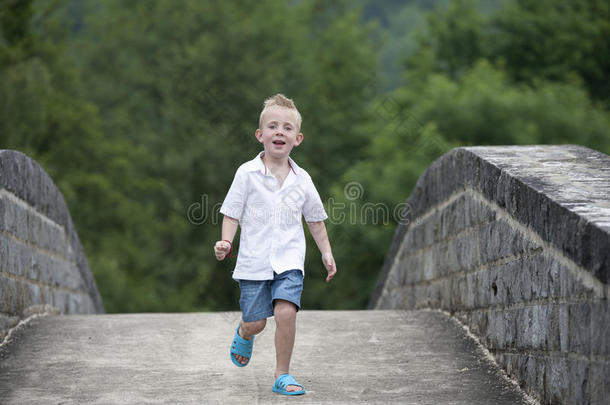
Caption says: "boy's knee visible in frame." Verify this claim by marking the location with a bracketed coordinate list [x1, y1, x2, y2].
[273, 299, 297, 323]
[242, 318, 266, 334]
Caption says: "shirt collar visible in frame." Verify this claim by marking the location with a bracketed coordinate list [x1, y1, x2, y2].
[245, 151, 299, 176]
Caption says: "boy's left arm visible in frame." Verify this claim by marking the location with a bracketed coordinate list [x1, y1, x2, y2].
[306, 220, 337, 283]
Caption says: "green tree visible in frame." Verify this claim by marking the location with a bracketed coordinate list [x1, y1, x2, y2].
[50, 0, 378, 312]
[492, 0, 610, 104]
[1, 0, 169, 313]
[325, 0, 610, 308]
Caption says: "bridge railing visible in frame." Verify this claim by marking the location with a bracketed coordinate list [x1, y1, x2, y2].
[0, 150, 104, 343]
[370, 145, 609, 405]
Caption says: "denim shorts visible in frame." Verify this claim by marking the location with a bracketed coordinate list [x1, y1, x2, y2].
[237, 270, 304, 322]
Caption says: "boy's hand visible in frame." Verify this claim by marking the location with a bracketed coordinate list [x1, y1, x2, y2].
[214, 240, 231, 261]
[322, 252, 337, 283]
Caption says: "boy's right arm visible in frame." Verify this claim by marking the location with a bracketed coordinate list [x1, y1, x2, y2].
[214, 215, 239, 260]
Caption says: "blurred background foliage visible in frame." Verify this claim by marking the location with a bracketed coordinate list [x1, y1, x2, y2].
[1, 0, 608, 312]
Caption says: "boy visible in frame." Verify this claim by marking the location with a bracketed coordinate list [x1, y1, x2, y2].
[214, 94, 337, 396]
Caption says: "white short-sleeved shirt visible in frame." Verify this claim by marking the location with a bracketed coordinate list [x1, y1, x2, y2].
[220, 151, 328, 280]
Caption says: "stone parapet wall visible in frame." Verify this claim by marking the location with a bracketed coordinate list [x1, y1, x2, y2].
[370, 145, 609, 405]
[0, 150, 104, 342]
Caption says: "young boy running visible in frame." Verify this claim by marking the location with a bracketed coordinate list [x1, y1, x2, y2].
[214, 94, 337, 396]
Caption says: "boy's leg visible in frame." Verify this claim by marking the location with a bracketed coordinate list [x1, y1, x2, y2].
[234, 318, 266, 365]
[273, 299, 301, 391]
[239, 319, 266, 338]
[233, 278, 274, 365]
[271, 270, 304, 392]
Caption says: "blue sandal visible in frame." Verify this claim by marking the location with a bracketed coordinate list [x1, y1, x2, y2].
[272, 374, 306, 395]
[230, 325, 254, 367]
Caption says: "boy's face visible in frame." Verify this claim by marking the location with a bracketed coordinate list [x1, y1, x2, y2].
[255, 106, 303, 160]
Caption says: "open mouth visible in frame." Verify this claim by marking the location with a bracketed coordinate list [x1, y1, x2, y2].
[272, 140, 286, 145]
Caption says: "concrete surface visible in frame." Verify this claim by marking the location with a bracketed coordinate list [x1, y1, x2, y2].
[0, 310, 534, 404]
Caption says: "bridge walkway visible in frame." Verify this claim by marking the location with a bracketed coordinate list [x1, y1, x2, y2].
[0, 310, 534, 404]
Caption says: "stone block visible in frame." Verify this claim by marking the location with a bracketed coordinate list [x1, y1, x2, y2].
[32, 215, 71, 259]
[486, 266, 501, 306]
[414, 284, 429, 309]
[475, 269, 490, 308]
[453, 309, 468, 325]
[467, 309, 487, 338]
[26, 282, 41, 308]
[567, 359, 590, 405]
[522, 304, 555, 351]
[0, 234, 9, 273]
[590, 299, 609, 357]
[0, 275, 17, 315]
[422, 249, 435, 281]
[462, 194, 480, 229]
[560, 263, 597, 300]
[407, 222, 424, 250]
[559, 304, 569, 352]
[530, 254, 551, 300]
[402, 225, 418, 250]
[515, 307, 532, 350]
[431, 242, 449, 278]
[403, 251, 423, 285]
[527, 304, 558, 351]
[547, 256, 562, 299]
[439, 195, 466, 239]
[547, 304, 561, 351]
[66, 292, 83, 314]
[546, 356, 569, 404]
[0, 193, 5, 232]
[445, 236, 459, 273]
[505, 309, 518, 348]
[523, 354, 545, 401]
[23, 246, 38, 281]
[455, 274, 468, 311]
[424, 215, 439, 246]
[587, 224, 610, 285]
[455, 230, 481, 272]
[26, 206, 42, 248]
[3, 197, 28, 242]
[404, 286, 416, 309]
[487, 309, 505, 350]
[446, 277, 456, 309]
[590, 361, 609, 405]
[501, 258, 523, 305]
[465, 272, 476, 309]
[478, 160, 503, 206]
[568, 302, 591, 355]
[439, 278, 451, 309]
[8, 237, 25, 278]
[478, 221, 510, 263]
[473, 196, 496, 225]
[492, 262, 516, 306]
[502, 352, 527, 383]
[49, 257, 85, 291]
[425, 282, 441, 308]
[516, 257, 533, 303]
[52, 288, 69, 314]
[0, 313, 19, 341]
[390, 286, 411, 309]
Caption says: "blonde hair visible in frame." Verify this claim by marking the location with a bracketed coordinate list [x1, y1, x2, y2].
[259, 93, 302, 130]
